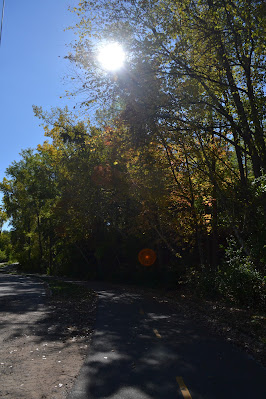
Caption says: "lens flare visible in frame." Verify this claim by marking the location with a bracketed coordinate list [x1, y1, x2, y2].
[138, 248, 157, 266]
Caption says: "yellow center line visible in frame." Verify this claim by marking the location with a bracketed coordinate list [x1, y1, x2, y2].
[176, 377, 192, 399]
[153, 328, 161, 338]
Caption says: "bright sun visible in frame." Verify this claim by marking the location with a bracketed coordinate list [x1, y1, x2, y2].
[97, 43, 125, 71]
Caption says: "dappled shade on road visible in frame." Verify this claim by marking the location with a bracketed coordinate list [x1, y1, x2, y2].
[68, 286, 266, 399]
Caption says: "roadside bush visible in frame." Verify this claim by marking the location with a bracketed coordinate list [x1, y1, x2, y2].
[0, 249, 7, 263]
[189, 238, 265, 309]
[218, 238, 265, 309]
[0, 231, 13, 262]
[188, 266, 220, 299]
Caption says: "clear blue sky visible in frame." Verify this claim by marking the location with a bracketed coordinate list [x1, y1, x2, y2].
[0, 0, 79, 182]
[0, 0, 81, 228]
[0, 0, 80, 228]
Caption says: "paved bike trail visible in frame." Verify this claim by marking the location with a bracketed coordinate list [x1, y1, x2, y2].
[68, 284, 266, 399]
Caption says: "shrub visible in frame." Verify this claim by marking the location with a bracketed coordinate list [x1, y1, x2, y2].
[189, 238, 265, 309]
[188, 266, 220, 299]
[0, 249, 7, 263]
[218, 238, 265, 308]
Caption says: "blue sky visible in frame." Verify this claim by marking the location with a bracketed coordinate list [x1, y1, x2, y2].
[0, 0, 80, 227]
[0, 0, 79, 182]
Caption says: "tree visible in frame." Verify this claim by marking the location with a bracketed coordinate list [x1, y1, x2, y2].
[70, 0, 266, 181]
[65, 0, 266, 267]
[1, 147, 59, 271]
[0, 206, 7, 233]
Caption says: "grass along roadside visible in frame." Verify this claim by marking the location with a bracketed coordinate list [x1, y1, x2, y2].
[46, 278, 96, 302]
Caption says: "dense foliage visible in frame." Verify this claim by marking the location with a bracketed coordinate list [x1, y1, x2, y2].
[1, 0, 265, 308]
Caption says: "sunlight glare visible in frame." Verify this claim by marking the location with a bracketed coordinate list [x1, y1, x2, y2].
[97, 43, 125, 71]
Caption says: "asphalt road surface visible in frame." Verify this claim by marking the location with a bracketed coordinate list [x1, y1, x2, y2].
[68, 284, 266, 399]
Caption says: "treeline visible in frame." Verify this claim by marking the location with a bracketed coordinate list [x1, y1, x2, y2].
[1, 0, 266, 308]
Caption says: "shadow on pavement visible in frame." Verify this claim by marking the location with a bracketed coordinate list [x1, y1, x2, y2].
[0, 273, 93, 349]
[68, 287, 266, 399]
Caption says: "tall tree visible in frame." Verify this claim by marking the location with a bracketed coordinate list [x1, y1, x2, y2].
[70, 0, 266, 180]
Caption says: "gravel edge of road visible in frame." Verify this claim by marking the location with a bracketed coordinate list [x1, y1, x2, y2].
[0, 269, 99, 399]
